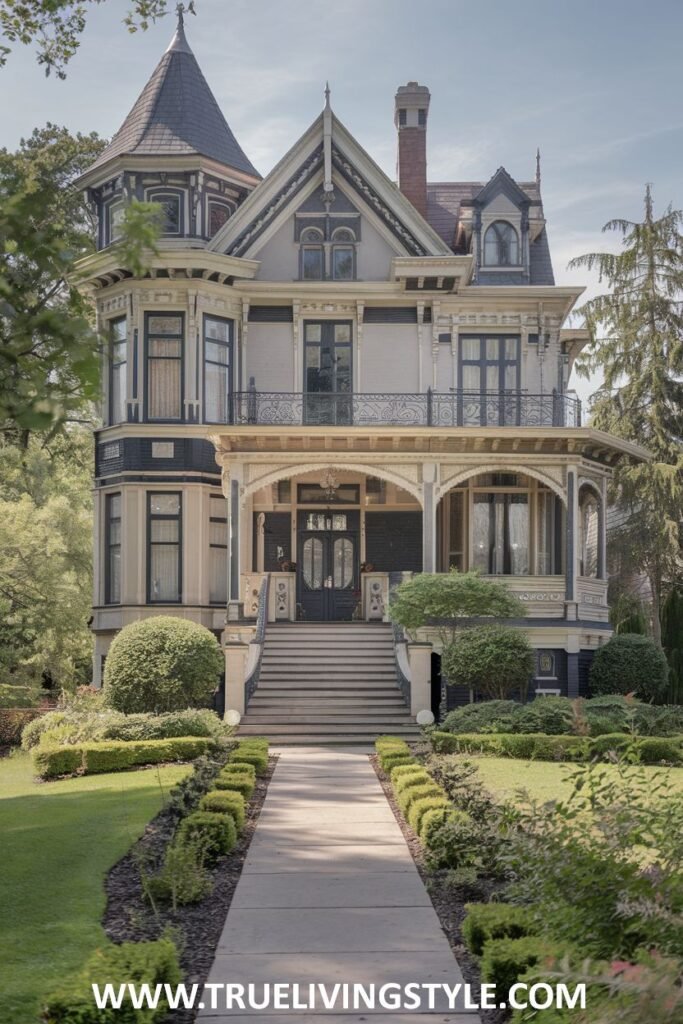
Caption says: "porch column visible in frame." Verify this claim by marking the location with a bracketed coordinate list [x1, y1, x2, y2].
[565, 467, 579, 613]
[422, 462, 437, 573]
[598, 477, 607, 580]
[223, 462, 244, 621]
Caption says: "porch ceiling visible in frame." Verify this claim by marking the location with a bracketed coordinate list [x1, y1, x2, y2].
[209, 426, 648, 466]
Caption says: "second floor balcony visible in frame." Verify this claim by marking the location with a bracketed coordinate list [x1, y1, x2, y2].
[229, 387, 582, 429]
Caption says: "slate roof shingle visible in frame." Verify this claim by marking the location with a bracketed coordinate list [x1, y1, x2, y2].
[88, 20, 259, 178]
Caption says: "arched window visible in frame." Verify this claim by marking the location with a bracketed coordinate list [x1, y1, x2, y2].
[483, 221, 519, 266]
[147, 190, 183, 235]
[579, 494, 599, 578]
[208, 200, 232, 237]
[300, 227, 324, 280]
[331, 227, 356, 281]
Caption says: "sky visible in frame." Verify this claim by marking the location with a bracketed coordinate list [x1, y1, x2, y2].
[2, 0, 682, 405]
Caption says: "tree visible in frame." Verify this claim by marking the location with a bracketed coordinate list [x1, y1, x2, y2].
[441, 625, 535, 701]
[0, 427, 94, 688]
[0, 1, 195, 78]
[569, 186, 683, 645]
[589, 634, 669, 702]
[661, 587, 683, 703]
[103, 617, 223, 714]
[389, 569, 526, 641]
[0, 124, 161, 440]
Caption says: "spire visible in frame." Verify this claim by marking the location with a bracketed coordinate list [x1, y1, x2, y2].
[324, 81, 331, 110]
[536, 147, 541, 188]
[86, 6, 259, 179]
[322, 81, 333, 198]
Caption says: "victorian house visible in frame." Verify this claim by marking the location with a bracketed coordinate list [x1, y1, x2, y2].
[77, 14, 647, 739]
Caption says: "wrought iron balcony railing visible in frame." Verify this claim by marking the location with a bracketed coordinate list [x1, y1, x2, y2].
[227, 388, 582, 428]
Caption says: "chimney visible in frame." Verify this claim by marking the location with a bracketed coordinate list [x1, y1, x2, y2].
[394, 81, 430, 218]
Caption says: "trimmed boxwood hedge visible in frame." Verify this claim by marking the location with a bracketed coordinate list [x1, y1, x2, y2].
[480, 935, 568, 993]
[229, 747, 267, 776]
[408, 795, 452, 836]
[177, 810, 237, 862]
[214, 769, 255, 799]
[33, 736, 217, 779]
[431, 730, 683, 765]
[199, 789, 246, 830]
[43, 937, 181, 1022]
[462, 903, 536, 957]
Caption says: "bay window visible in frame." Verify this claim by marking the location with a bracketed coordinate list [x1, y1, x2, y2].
[105, 493, 121, 604]
[147, 493, 182, 603]
[204, 316, 232, 423]
[145, 313, 183, 421]
[108, 316, 127, 425]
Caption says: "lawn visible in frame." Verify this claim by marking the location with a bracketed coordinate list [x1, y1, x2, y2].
[471, 755, 683, 804]
[0, 751, 191, 1024]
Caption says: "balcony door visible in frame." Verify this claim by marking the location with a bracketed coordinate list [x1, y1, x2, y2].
[459, 336, 520, 426]
[297, 510, 359, 620]
[303, 321, 352, 425]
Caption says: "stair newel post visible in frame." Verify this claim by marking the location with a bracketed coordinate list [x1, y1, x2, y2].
[407, 641, 433, 718]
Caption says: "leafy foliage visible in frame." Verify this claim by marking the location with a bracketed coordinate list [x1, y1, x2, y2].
[442, 625, 535, 700]
[661, 586, 683, 703]
[389, 569, 525, 640]
[589, 633, 669, 701]
[569, 187, 683, 644]
[103, 617, 223, 714]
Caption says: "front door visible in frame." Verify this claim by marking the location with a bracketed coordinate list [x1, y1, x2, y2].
[303, 321, 352, 425]
[297, 512, 358, 620]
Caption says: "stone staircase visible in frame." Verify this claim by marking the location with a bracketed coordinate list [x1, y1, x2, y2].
[238, 622, 419, 745]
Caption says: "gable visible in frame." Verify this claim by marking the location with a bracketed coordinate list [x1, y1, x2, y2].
[208, 110, 452, 261]
[474, 167, 530, 211]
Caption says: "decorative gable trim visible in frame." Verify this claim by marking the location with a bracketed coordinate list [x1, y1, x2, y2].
[473, 166, 530, 209]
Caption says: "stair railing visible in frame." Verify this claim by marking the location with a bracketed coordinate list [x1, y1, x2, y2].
[244, 573, 270, 709]
[388, 571, 412, 707]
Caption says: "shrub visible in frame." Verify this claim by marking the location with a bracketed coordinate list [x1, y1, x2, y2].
[213, 770, 255, 800]
[431, 731, 504, 756]
[220, 760, 256, 778]
[442, 625, 535, 701]
[229, 748, 267, 776]
[103, 616, 223, 714]
[407, 795, 452, 836]
[199, 789, 246, 830]
[480, 936, 567, 993]
[0, 682, 44, 708]
[635, 737, 683, 765]
[390, 763, 424, 785]
[513, 698, 574, 735]
[238, 736, 269, 749]
[102, 708, 230, 743]
[32, 736, 216, 780]
[389, 570, 525, 635]
[177, 811, 236, 863]
[379, 750, 415, 772]
[431, 732, 588, 762]
[167, 753, 230, 818]
[397, 782, 444, 816]
[0, 708, 43, 747]
[589, 733, 632, 758]
[423, 810, 482, 870]
[462, 903, 535, 957]
[419, 804, 459, 845]
[589, 634, 669, 701]
[392, 769, 432, 795]
[441, 700, 519, 735]
[143, 838, 212, 908]
[42, 937, 181, 1022]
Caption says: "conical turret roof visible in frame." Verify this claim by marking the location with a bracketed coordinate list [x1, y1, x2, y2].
[88, 14, 259, 178]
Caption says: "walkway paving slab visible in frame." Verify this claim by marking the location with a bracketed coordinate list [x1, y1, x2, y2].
[199, 749, 479, 1022]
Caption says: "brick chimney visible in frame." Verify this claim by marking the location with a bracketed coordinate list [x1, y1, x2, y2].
[394, 81, 430, 218]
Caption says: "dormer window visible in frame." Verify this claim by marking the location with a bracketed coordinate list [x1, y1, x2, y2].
[331, 227, 356, 281]
[483, 221, 519, 266]
[300, 227, 324, 280]
[107, 199, 125, 244]
[147, 189, 182, 235]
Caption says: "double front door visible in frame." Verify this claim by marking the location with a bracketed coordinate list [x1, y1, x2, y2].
[297, 511, 358, 620]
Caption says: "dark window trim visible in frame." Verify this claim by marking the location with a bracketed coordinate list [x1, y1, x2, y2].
[144, 311, 185, 424]
[331, 243, 356, 281]
[146, 491, 182, 604]
[209, 492, 228, 605]
[108, 315, 127, 426]
[104, 492, 121, 605]
[202, 314, 234, 424]
[483, 220, 520, 267]
[458, 334, 521, 425]
[146, 188, 184, 236]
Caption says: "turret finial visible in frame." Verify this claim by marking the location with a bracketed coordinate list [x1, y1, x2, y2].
[536, 147, 541, 188]
[324, 81, 331, 110]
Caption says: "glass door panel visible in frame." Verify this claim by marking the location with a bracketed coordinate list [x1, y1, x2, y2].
[303, 321, 352, 425]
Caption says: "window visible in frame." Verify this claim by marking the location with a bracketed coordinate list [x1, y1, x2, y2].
[204, 316, 232, 423]
[472, 492, 529, 575]
[580, 495, 599, 578]
[418, 109, 427, 127]
[108, 317, 127, 425]
[147, 493, 181, 603]
[298, 482, 359, 505]
[107, 200, 125, 244]
[483, 221, 519, 266]
[300, 227, 324, 280]
[459, 336, 520, 425]
[105, 493, 121, 604]
[209, 495, 227, 603]
[331, 228, 356, 281]
[148, 191, 182, 234]
[398, 108, 407, 126]
[208, 201, 231, 236]
[146, 314, 183, 421]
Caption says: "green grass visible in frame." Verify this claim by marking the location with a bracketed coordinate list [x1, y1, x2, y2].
[0, 750, 191, 1024]
[471, 756, 683, 804]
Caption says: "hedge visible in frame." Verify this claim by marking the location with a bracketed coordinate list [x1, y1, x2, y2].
[429, 731, 683, 765]
[462, 903, 536, 957]
[177, 810, 237, 862]
[408, 795, 452, 836]
[390, 763, 424, 785]
[397, 782, 444, 816]
[228, 747, 268, 776]
[393, 769, 432, 795]
[213, 769, 255, 800]
[42, 937, 181, 1022]
[480, 936, 568, 994]
[199, 790, 246, 831]
[33, 736, 217, 779]
[0, 707, 45, 747]
[220, 761, 256, 778]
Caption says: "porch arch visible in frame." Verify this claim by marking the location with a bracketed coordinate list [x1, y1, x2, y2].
[436, 463, 567, 506]
[242, 461, 424, 506]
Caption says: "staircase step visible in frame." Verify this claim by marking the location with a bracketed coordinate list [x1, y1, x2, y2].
[239, 723, 419, 736]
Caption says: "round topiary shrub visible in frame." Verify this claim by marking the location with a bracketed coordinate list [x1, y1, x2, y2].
[442, 626, 535, 701]
[103, 616, 223, 714]
[589, 634, 669, 701]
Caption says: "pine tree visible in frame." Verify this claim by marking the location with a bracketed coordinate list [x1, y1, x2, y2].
[569, 186, 683, 644]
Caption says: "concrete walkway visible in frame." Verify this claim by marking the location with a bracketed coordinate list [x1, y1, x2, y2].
[198, 749, 479, 1022]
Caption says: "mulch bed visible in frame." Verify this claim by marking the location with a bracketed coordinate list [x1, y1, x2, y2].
[103, 754, 278, 1024]
[370, 754, 507, 1024]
